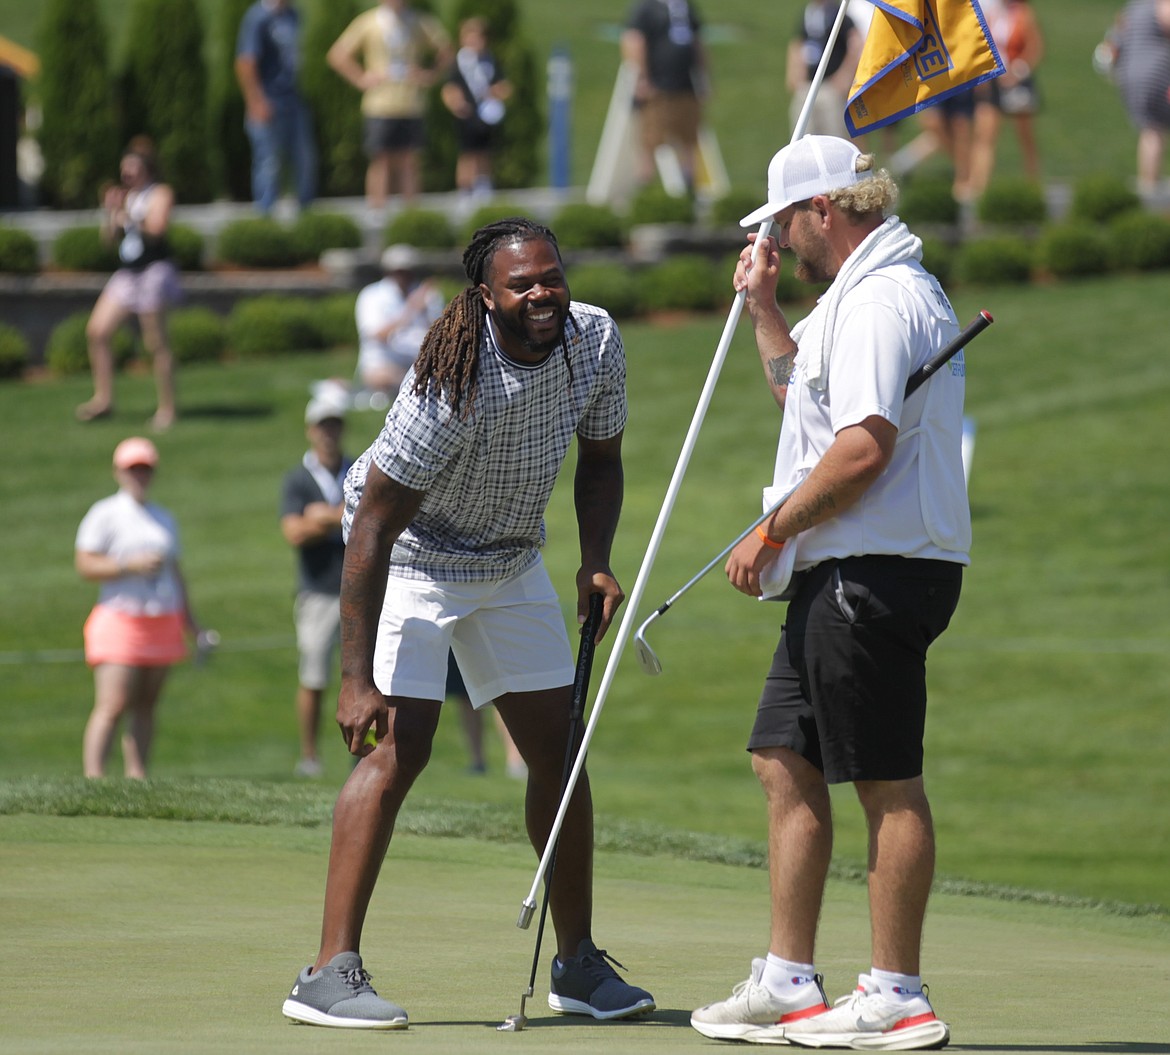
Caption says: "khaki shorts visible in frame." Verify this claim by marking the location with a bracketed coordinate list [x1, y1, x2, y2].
[294, 591, 341, 691]
[640, 92, 701, 150]
[372, 556, 574, 707]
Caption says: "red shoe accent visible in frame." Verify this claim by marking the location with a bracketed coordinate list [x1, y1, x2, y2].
[891, 1011, 941, 1032]
[780, 1002, 832, 1024]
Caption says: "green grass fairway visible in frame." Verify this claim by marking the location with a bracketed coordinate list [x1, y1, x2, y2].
[4, 813, 1168, 1055]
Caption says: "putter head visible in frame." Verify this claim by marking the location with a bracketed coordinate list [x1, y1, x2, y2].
[633, 624, 662, 676]
[497, 989, 530, 1032]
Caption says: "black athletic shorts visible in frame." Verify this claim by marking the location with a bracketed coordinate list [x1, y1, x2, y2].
[748, 555, 963, 784]
[364, 116, 426, 156]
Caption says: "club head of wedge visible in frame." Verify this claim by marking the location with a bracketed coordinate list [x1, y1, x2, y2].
[633, 630, 662, 676]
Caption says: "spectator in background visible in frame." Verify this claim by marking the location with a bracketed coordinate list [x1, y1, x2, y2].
[234, 0, 317, 216]
[76, 137, 182, 433]
[450, 652, 527, 779]
[889, 90, 978, 204]
[1110, 0, 1170, 199]
[281, 388, 354, 779]
[621, 0, 709, 193]
[441, 17, 512, 202]
[75, 437, 208, 779]
[969, 0, 1045, 198]
[327, 0, 453, 212]
[353, 243, 445, 410]
[787, 0, 863, 140]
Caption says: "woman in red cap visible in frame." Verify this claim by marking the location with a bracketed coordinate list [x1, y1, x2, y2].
[74, 437, 209, 778]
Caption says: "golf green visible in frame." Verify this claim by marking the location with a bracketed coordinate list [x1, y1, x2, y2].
[4, 814, 1167, 1053]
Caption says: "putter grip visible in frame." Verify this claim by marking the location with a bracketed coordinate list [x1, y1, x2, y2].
[571, 594, 605, 720]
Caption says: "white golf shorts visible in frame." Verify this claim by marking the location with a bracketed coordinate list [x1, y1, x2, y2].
[372, 556, 574, 708]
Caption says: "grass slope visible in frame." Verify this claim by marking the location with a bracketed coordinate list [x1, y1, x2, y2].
[1, 273, 1168, 914]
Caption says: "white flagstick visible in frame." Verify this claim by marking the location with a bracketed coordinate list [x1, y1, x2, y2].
[515, 1, 856, 927]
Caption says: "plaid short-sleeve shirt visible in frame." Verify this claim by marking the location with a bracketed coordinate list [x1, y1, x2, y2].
[343, 301, 627, 582]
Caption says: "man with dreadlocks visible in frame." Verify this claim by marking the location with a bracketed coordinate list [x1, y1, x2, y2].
[281, 218, 655, 1031]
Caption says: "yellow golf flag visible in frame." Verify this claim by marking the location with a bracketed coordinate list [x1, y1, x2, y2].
[845, 0, 1004, 136]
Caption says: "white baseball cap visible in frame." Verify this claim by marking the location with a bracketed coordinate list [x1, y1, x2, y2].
[381, 243, 420, 273]
[740, 135, 872, 227]
[305, 390, 349, 425]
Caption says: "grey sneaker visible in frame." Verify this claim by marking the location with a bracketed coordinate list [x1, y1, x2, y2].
[282, 951, 408, 1030]
[548, 939, 656, 1020]
[784, 974, 949, 1050]
[691, 958, 830, 1043]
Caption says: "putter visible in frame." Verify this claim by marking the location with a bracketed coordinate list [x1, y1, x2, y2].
[635, 310, 994, 676]
[498, 592, 605, 1033]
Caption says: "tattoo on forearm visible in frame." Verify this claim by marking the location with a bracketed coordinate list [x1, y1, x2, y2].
[793, 492, 836, 529]
[767, 354, 795, 387]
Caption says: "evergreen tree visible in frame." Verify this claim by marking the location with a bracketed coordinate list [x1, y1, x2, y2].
[118, 0, 213, 203]
[210, 0, 256, 201]
[36, 0, 119, 208]
[302, 0, 364, 198]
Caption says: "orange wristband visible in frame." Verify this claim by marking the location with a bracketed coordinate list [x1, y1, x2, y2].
[755, 524, 784, 549]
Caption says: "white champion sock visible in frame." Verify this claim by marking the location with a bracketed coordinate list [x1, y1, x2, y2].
[870, 967, 925, 1003]
[762, 954, 818, 996]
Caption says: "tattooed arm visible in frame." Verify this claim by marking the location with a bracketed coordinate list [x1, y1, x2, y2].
[734, 234, 799, 409]
[337, 462, 426, 754]
[725, 416, 897, 597]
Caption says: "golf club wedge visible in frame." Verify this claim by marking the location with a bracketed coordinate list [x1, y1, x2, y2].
[635, 309, 994, 676]
[498, 593, 604, 1033]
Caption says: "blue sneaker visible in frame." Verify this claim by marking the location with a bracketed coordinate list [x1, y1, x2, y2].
[548, 939, 655, 1020]
[282, 951, 408, 1030]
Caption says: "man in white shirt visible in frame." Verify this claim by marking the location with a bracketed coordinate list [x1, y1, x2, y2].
[354, 243, 444, 409]
[692, 136, 968, 1050]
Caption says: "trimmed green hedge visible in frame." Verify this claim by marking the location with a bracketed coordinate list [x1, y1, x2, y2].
[45, 312, 136, 376]
[169, 307, 227, 364]
[0, 323, 30, 380]
[977, 177, 1047, 226]
[551, 203, 627, 250]
[955, 234, 1034, 285]
[0, 228, 40, 274]
[638, 254, 720, 313]
[630, 185, 695, 226]
[52, 227, 120, 272]
[316, 292, 361, 349]
[1071, 174, 1140, 225]
[227, 295, 325, 357]
[384, 208, 456, 249]
[899, 175, 961, 227]
[291, 211, 363, 259]
[1037, 224, 1111, 279]
[216, 218, 310, 269]
[709, 188, 763, 229]
[1109, 211, 1170, 271]
[568, 263, 641, 318]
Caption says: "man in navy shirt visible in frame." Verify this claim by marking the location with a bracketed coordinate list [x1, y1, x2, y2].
[235, 0, 317, 213]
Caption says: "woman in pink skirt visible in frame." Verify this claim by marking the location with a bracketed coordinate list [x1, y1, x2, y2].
[75, 437, 206, 778]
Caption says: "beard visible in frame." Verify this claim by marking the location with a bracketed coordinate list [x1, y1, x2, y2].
[491, 303, 567, 357]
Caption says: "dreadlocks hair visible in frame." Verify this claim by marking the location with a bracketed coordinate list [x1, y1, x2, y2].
[411, 217, 574, 420]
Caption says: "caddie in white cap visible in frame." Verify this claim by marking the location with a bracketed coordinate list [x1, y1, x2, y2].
[691, 137, 971, 1050]
[739, 134, 874, 227]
